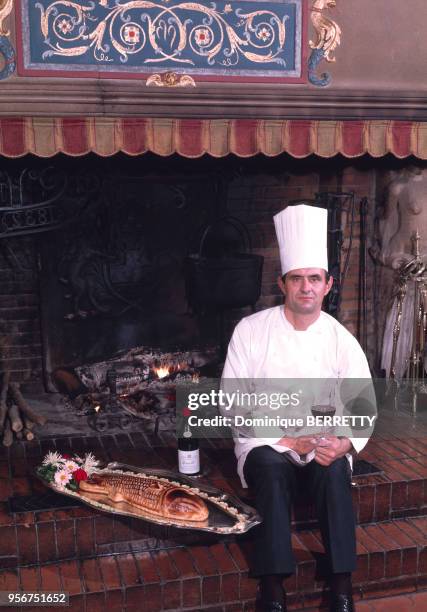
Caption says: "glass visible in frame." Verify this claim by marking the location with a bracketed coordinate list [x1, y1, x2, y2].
[311, 385, 336, 441]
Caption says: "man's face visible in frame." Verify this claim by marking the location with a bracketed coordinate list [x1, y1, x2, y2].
[278, 268, 333, 316]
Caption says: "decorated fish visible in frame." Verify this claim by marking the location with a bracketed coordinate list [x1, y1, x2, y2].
[79, 472, 209, 522]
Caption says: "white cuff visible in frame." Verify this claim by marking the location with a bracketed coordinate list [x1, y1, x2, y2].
[349, 437, 369, 453]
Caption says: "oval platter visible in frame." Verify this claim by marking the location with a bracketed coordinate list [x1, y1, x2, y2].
[37, 461, 261, 535]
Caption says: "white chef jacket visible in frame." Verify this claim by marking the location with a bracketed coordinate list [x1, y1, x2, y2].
[221, 306, 373, 487]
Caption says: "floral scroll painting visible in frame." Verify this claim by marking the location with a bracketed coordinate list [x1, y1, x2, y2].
[16, 0, 305, 82]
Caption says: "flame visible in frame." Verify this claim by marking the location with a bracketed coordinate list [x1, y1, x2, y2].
[94, 405, 101, 413]
[176, 361, 189, 371]
[153, 360, 191, 379]
[154, 366, 170, 379]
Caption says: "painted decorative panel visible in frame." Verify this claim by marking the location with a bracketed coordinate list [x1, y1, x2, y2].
[16, 0, 305, 82]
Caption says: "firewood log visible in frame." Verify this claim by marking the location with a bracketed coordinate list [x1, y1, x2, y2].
[8, 404, 23, 433]
[0, 371, 10, 432]
[51, 368, 87, 398]
[23, 428, 35, 441]
[15, 430, 23, 440]
[2, 418, 13, 447]
[8, 383, 47, 426]
[23, 418, 36, 431]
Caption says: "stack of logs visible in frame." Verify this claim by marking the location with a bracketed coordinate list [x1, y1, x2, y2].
[0, 372, 47, 446]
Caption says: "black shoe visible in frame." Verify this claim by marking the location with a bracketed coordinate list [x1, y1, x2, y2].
[259, 591, 287, 612]
[330, 593, 355, 612]
[259, 601, 286, 612]
[256, 577, 287, 612]
[256, 586, 286, 612]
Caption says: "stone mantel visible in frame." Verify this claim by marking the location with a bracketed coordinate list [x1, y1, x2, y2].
[0, 80, 426, 120]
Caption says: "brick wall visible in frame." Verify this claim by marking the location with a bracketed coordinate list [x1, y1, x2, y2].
[0, 237, 43, 383]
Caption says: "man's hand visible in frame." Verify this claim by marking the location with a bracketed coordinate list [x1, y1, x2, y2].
[277, 436, 317, 455]
[314, 436, 352, 466]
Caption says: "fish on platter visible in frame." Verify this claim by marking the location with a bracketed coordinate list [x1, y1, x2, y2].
[79, 472, 209, 521]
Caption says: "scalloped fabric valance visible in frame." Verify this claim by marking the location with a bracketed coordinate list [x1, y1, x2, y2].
[0, 118, 425, 159]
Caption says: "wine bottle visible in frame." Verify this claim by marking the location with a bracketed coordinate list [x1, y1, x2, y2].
[178, 423, 200, 475]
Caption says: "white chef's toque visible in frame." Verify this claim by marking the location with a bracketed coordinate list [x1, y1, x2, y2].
[273, 204, 328, 275]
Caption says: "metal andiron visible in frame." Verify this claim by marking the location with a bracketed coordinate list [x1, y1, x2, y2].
[389, 231, 427, 413]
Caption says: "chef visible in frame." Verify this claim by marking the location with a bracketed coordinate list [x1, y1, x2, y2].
[221, 204, 374, 612]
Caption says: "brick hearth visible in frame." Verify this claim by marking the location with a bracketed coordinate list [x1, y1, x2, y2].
[1, 415, 427, 611]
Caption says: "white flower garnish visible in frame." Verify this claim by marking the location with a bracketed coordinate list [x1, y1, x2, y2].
[54, 469, 72, 489]
[81, 452, 99, 476]
[63, 460, 79, 473]
[42, 451, 65, 467]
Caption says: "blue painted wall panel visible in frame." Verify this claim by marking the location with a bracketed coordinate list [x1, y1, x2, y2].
[20, 0, 303, 79]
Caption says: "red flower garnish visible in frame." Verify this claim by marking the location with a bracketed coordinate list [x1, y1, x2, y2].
[62, 454, 71, 459]
[72, 468, 88, 483]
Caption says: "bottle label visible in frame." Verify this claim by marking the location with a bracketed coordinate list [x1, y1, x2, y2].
[178, 449, 200, 474]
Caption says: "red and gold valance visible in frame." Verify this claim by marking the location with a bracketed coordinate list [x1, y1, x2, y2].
[0, 118, 426, 159]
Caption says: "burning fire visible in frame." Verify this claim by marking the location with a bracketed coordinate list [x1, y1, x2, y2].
[94, 405, 101, 413]
[154, 366, 170, 379]
[153, 360, 190, 379]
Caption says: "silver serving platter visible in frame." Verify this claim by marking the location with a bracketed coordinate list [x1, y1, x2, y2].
[38, 462, 261, 535]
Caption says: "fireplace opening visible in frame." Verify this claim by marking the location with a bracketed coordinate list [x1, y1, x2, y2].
[0, 151, 422, 440]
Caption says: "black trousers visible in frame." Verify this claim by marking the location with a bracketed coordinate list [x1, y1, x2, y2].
[243, 446, 356, 577]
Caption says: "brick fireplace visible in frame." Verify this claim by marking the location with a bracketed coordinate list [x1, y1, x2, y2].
[0, 0, 425, 606]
